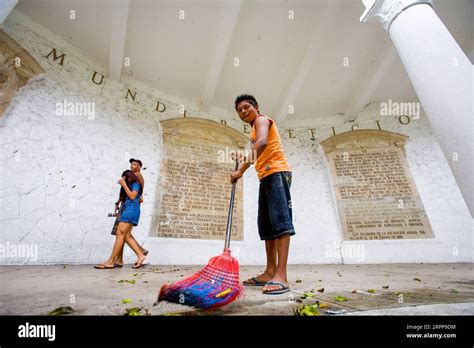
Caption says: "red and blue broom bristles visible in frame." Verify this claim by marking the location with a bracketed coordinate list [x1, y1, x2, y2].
[157, 248, 243, 310]
[158, 159, 243, 310]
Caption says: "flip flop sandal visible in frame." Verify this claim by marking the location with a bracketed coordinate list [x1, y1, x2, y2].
[132, 262, 148, 269]
[114, 263, 123, 268]
[143, 249, 149, 256]
[94, 264, 115, 269]
[263, 281, 290, 295]
[243, 277, 268, 286]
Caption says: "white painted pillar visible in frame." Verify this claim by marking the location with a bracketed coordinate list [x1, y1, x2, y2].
[360, 0, 473, 217]
[0, 0, 17, 23]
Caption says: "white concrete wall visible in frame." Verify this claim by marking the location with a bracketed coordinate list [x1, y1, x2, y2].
[0, 10, 472, 265]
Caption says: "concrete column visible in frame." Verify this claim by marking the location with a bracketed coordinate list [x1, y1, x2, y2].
[0, 0, 17, 24]
[360, 0, 473, 217]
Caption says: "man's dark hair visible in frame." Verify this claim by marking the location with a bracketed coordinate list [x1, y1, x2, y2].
[235, 94, 258, 110]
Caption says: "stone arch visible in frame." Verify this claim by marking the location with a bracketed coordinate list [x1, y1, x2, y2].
[319, 129, 408, 155]
[151, 117, 248, 240]
[159, 117, 248, 148]
[0, 29, 45, 123]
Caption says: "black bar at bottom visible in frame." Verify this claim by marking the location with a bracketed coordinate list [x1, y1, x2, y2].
[0, 315, 473, 346]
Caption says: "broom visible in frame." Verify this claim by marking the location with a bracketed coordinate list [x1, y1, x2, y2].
[156, 158, 243, 310]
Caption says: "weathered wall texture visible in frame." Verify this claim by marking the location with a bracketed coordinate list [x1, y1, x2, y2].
[0, 11, 471, 265]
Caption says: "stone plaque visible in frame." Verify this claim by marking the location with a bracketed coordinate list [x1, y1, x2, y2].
[319, 130, 434, 241]
[154, 118, 247, 240]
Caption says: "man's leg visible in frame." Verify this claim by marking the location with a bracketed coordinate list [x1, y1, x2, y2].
[263, 234, 290, 292]
[263, 238, 277, 277]
[245, 177, 275, 284]
[262, 172, 294, 292]
[114, 206, 125, 265]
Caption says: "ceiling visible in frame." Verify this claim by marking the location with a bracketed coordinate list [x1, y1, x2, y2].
[13, 0, 474, 125]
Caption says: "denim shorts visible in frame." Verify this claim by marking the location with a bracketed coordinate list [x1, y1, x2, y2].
[258, 171, 295, 240]
[118, 201, 140, 227]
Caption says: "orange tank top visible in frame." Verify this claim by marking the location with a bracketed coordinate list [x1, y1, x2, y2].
[250, 114, 292, 180]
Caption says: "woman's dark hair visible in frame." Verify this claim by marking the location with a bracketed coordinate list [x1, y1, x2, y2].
[119, 170, 142, 202]
[235, 94, 258, 110]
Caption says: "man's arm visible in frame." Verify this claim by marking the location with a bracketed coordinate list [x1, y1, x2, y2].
[135, 172, 145, 203]
[135, 172, 145, 191]
[230, 117, 270, 182]
[249, 116, 269, 161]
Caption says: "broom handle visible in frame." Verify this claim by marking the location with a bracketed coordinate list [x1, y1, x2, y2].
[224, 158, 239, 250]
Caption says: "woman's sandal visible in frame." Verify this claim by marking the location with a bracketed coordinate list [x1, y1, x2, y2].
[132, 250, 149, 269]
[132, 262, 147, 269]
[94, 264, 115, 269]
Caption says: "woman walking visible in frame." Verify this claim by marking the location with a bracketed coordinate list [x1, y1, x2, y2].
[95, 170, 147, 269]
[113, 159, 148, 267]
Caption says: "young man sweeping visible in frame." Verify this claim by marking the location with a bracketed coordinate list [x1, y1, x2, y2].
[230, 94, 295, 295]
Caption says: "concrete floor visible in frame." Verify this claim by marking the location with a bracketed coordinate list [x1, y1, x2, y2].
[1, 263, 473, 316]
